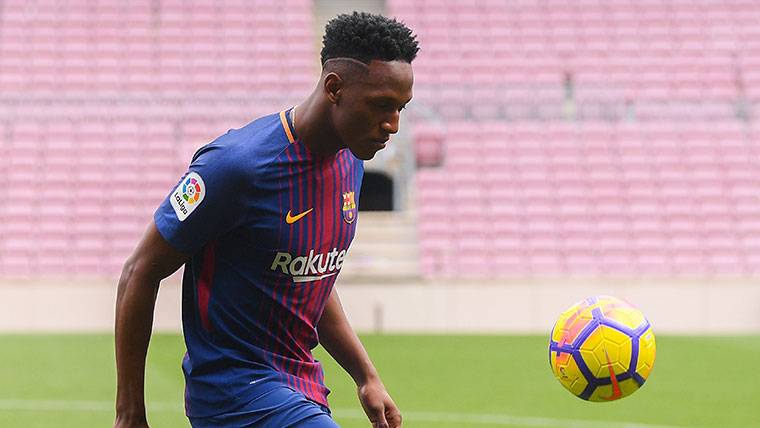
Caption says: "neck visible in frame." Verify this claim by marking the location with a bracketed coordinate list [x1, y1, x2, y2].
[293, 91, 344, 156]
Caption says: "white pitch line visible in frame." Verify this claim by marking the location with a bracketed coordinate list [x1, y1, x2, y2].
[0, 399, 685, 428]
[0, 399, 182, 413]
[333, 408, 685, 428]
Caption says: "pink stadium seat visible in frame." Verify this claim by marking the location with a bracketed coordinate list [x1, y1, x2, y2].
[414, 119, 760, 278]
[0, 1, 315, 280]
[5, 1, 760, 279]
[388, 0, 760, 121]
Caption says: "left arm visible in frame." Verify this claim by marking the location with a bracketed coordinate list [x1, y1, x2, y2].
[317, 287, 402, 428]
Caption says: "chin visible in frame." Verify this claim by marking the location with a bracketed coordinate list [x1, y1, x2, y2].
[348, 146, 376, 161]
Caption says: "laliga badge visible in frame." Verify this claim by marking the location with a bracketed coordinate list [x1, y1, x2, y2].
[170, 172, 205, 221]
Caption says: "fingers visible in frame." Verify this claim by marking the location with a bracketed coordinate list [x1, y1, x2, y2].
[368, 404, 390, 428]
[373, 400, 402, 428]
[381, 395, 402, 428]
[358, 383, 401, 428]
[386, 408, 402, 428]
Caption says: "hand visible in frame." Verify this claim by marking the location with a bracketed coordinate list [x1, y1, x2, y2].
[357, 378, 402, 428]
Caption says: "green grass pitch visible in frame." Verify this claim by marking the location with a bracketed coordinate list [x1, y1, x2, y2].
[0, 334, 757, 427]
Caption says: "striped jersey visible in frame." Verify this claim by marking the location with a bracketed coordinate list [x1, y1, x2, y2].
[154, 108, 363, 418]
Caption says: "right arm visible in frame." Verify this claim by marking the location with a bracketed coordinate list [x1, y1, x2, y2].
[114, 221, 189, 428]
[115, 142, 245, 426]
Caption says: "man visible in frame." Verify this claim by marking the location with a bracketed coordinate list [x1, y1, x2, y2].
[114, 11, 418, 428]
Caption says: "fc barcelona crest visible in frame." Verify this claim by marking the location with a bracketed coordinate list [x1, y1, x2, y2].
[342, 191, 357, 224]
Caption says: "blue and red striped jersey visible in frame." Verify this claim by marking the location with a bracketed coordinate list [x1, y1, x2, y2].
[154, 108, 363, 418]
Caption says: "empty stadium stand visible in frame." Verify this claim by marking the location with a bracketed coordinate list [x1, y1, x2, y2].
[391, 0, 760, 121]
[415, 121, 760, 278]
[4, 0, 760, 281]
[0, 0, 316, 278]
[389, 0, 760, 278]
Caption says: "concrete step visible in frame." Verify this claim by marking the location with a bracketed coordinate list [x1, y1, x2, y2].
[342, 210, 420, 281]
[339, 259, 420, 282]
[349, 241, 419, 259]
[354, 224, 417, 242]
[357, 210, 417, 226]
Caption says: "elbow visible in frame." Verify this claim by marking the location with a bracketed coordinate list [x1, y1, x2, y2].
[115, 257, 138, 311]
[119, 256, 138, 287]
[115, 255, 159, 306]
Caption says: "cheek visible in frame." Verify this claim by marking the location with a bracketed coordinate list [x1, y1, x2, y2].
[340, 108, 375, 137]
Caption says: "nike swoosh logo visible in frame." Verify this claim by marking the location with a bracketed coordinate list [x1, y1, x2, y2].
[292, 271, 339, 283]
[285, 208, 313, 224]
[601, 348, 623, 401]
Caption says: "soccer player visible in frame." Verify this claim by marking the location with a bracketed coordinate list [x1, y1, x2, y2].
[114, 12, 417, 428]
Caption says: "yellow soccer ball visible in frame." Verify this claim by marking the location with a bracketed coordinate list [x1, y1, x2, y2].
[549, 295, 656, 402]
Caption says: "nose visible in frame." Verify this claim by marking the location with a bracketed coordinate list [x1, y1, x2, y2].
[381, 111, 400, 135]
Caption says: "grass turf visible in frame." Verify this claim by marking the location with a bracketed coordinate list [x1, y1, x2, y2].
[0, 334, 757, 427]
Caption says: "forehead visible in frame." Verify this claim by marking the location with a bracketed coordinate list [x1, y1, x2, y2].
[356, 60, 413, 100]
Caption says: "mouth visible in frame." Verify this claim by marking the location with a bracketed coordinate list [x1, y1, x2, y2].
[371, 138, 389, 149]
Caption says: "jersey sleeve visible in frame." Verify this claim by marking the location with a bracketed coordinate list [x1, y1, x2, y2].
[154, 144, 249, 255]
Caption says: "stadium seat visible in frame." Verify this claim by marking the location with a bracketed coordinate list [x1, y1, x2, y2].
[415, 120, 760, 278]
[0, 0, 315, 278]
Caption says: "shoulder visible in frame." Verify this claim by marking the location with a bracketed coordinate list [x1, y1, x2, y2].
[190, 112, 291, 180]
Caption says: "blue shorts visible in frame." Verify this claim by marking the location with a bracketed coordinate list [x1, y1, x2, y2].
[188, 386, 339, 428]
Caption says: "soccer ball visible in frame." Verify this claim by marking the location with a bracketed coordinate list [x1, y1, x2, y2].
[548, 295, 656, 402]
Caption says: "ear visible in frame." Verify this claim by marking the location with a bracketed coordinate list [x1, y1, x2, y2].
[323, 72, 343, 105]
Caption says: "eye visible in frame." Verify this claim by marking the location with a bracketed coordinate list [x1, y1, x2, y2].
[398, 104, 407, 112]
[372, 99, 399, 111]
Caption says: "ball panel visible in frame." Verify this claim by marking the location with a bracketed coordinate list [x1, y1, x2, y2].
[636, 327, 657, 381]
[600, 323, 634, 347]
[578, 326, 603, 373]
[552, 303, 595, 346]
[580, 325, 632, 379]
[602, 306, 645, 330]
[550, 348, 590, 397]
[587, 378, 641, 402]
[578, 348, 601, 376]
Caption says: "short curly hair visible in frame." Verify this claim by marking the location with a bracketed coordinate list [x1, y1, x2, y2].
[320, 12, 419, 66]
